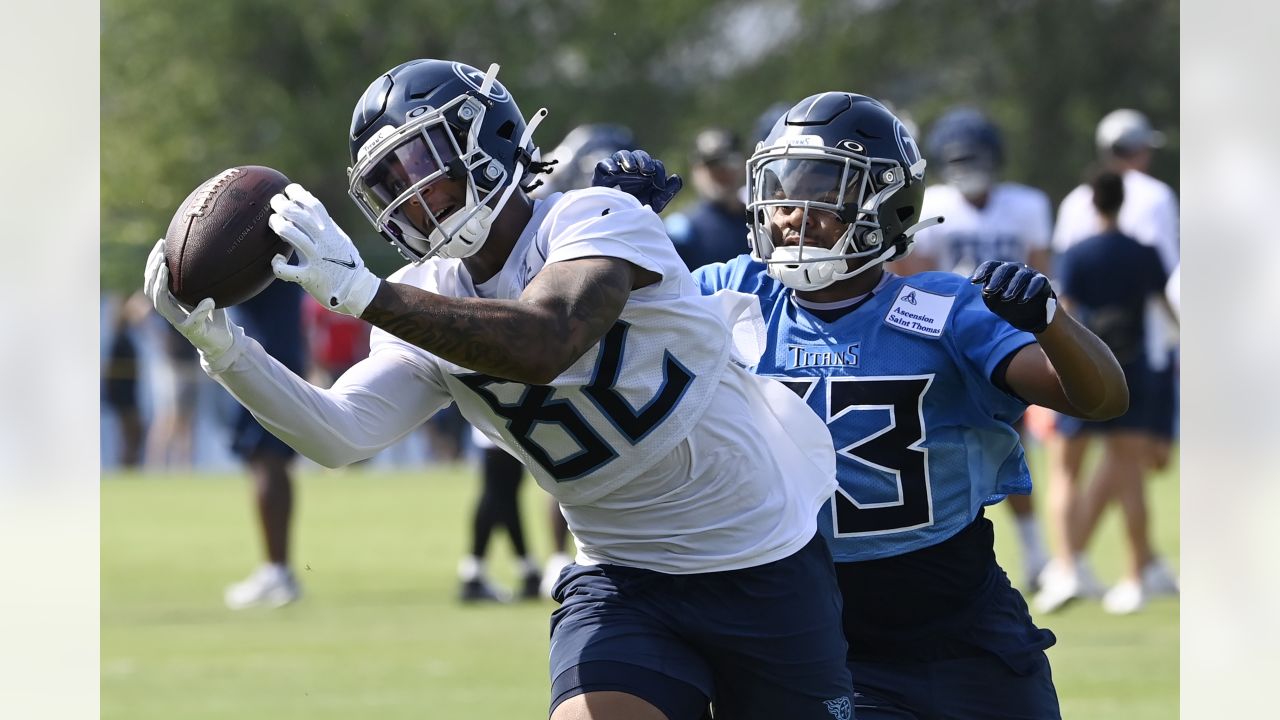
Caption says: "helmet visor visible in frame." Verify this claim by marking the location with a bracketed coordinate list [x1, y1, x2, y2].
[753, 157, 865, 216]
[351, 123, 463, 238]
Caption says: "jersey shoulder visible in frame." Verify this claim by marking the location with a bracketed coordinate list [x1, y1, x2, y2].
[694, 254, 780, 297]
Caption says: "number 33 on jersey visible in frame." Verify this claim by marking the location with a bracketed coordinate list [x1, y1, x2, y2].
[696, 259, 1039, 563]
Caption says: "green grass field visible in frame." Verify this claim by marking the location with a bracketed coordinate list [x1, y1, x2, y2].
[102, 448, 1179, 719]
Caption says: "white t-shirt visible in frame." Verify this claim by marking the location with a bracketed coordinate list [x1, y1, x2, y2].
[205, 187, 835, 574]
[912, 182, 1052, 275]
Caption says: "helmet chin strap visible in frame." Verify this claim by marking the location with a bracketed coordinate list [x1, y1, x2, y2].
[766, 215, 943, 291]
[434, 107, 550, 261]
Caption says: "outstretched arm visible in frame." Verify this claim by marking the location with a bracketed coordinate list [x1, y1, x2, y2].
[970, 261, 1128, 420]
[362, 256, 654, 385]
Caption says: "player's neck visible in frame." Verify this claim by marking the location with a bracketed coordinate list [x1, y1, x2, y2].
[462, 193, 534, 284]
[795, 265, 885, 304]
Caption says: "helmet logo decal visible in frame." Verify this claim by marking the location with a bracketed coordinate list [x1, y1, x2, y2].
[895, 120, 922, 167]
[837, 139, 865, 153]
[451, 62, 511, 102]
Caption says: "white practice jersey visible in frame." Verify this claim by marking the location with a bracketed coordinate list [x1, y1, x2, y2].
[205, 187, 835, 574]
[1053, 169, 1179, 273]
[912, 182, 1052, 275]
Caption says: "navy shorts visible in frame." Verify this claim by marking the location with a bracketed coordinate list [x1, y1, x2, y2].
[838, 512, 1060, 718]
[1056, 359, 1168, 438]
[548, 533, 853, 720]
[850, 651, 1060, 719]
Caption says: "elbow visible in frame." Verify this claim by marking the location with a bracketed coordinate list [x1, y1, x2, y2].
[505, 351, 580, 386]
[1084, 383, 1130, 421]
[307, 445, 369, 469]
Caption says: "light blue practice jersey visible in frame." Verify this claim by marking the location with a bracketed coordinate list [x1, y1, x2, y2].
[695, 257, 1036, 562]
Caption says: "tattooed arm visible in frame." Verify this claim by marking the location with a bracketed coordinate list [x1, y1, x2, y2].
[361, 257, 659, 385]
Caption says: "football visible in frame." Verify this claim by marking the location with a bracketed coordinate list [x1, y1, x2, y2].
[164, 165, 293, 308]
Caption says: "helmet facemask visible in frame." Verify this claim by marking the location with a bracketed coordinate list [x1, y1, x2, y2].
[746, 140, 915, 291]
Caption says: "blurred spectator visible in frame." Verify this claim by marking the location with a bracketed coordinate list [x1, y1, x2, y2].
[664, 127, 749, 270]
[144, 319, 200, 469]
[890, 106, 1053, 591]
[458, 427, 541, 603]
[302, 294, 370, 386]
[1035, 171, 1179, 615]
[222, 280, 308, 610]
[102, 292, 149, 468]
[1053, 109, 1179, 488]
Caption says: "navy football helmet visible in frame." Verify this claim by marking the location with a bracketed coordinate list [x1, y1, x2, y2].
[746, 92, 939, 291]
[925, 107, 1004, 199]
[347, 59, 548, 263]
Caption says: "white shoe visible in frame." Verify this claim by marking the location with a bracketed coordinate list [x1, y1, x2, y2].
[540, 553, 572, 599]
[1103, 579, 1146, 614]
[1032, 558, 1101, 614]
[1141, 558, 1180, 596]
[224, 565, 301, 610]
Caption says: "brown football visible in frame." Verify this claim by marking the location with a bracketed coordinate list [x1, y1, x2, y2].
[164, 165, 293, 308]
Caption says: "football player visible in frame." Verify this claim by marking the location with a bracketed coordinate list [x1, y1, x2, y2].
[598, 92, 1128, 719]
[144, 59, 852, 720]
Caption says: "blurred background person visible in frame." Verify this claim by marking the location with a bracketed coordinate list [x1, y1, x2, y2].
[102, 292, 149, 468]
[144, 321, 200, 469]
[890, 106, 1054, 592]
[222, 280, 309, 610]
[1035, 171, 1179, 616]
[664, 127, 748, 270]
[1052, 108, 1179, 473]
[458, 428, 540, 603]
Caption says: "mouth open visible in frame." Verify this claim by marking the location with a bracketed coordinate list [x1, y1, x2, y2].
[432, 204, 458, 223]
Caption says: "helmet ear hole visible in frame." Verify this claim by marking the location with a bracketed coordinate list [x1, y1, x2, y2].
[497, 121, 516, 140]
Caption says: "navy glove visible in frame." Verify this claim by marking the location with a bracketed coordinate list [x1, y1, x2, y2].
[968, 261, 1057, 333]
[592, 149, 684, 213]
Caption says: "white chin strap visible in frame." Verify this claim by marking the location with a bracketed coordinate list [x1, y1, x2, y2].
[764, 215, 945, 291]
[765, 244, 897, 291]
[427, 107, 550, 261]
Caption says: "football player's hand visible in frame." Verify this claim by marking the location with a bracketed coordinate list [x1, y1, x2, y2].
[143, 238, 241, 359]
[592, 149, 684, 213]
[969, 260, 1057, 334]
[269, 183, 381, 318]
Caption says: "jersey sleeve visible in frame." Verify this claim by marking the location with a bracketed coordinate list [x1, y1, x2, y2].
[203, 328, 452, 467]
[542, 187, 673, 278]
[947, 282, 1036, 408]
[692, 261, 731, 295]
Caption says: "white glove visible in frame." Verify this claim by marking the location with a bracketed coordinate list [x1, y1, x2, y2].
[142, 238, 241, 361]
[268, 183, 381, 318]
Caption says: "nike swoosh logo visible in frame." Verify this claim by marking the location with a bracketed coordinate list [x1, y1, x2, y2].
[322, 256, 357, 269]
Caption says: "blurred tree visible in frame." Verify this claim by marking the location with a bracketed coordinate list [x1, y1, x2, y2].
[101, 0, 1177, 293]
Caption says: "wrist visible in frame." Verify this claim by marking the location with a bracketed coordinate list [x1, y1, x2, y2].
[338, 269, 381, 317]
[198, 321, 246, 373]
